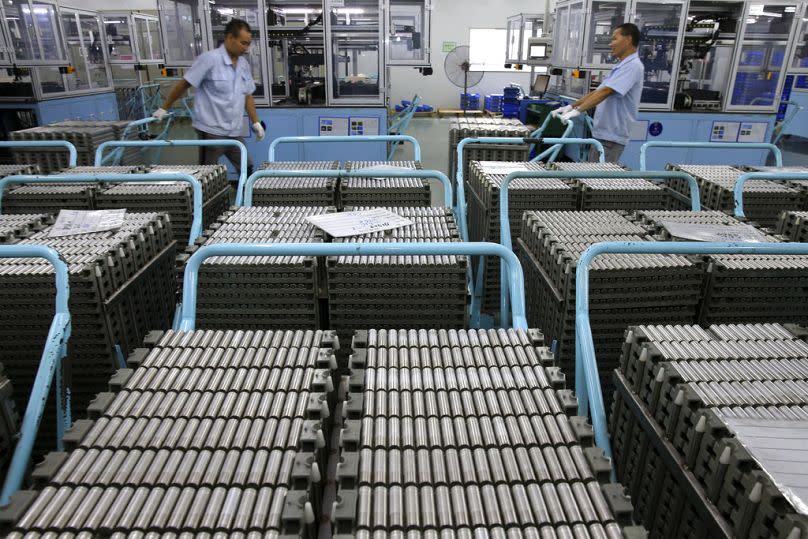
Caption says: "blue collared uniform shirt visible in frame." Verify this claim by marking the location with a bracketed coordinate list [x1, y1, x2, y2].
[591, 52, 644, 145]
[184, 45, 257, 137]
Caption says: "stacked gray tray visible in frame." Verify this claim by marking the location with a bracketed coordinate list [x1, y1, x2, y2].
[179, 206, 334, 331]
[611, 323, 808, 538]
[448, 118, 531, 202]
[50, 120, 141, 165]
[329, 328, 647, 538]
[631, 209, 808, 326]
[466, 161, 577, 314]
[550, 162, 670, 211]
[668, 165, 802, 227]
[0, 213, 177, 454]
[328, 208, 469, 368]
[0, 214, 52, 474]
[0, 213, 52, 244]
[254, 161, 340, 207]
[0, 164, 40, 183]
[517, 211, 703, 401]
[9, 123, 137, 172]
[776, 210, 808, 242]
[0, 328, 339, 538]
[743, 165, 808, 209]
[97, 165, 230, 244]
[341, 161, 429, 209]
[4, 166, 145, 216]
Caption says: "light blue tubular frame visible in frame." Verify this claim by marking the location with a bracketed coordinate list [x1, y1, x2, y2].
[0, 141, 78, 169]
[94, 138, 249, 197]
[528, 115, 574, 162]
[494, 169, 703, 327]
[240, 168, 455, 219]
[388, 96, 421, 160]
[267, 135, 422, 163]
[575, 241, 808, 461]
[639, 141, 784, 170]
[0, 174, 204, 245]
[454, 136, 606, 218]
[533, 137, 605, 164]
[734, 171, 808, 218]
[177, 242, 528, 332]
[0, 245, 71, 505]
[99, 114, 176, 166]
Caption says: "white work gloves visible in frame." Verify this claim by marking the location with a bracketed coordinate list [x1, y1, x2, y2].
[252, 122, 265, 141]
[152, 108, 169, 121]
[560, 108, 581, 122]
[551, 104, 573, 118]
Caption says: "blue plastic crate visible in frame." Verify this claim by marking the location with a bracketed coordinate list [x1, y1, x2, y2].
[461, 92, 481, 110]
[485, 94, 504, 113]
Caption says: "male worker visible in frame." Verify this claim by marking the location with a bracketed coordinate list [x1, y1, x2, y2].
[553, 23, 644, 163]
[153, 18, 264, 171]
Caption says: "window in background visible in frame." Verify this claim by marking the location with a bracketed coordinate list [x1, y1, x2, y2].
[469, 28, 548, 73]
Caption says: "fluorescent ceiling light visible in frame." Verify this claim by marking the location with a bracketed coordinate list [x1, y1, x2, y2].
[280, 8, 320, 15]
[217, 8, 234, 16]
[336, 8, 365, 14]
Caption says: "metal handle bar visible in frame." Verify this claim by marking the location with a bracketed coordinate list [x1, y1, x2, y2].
[575, 241, 808, 462]
[734, 171, 808, 218]
[0, 245, 71, 505]
[640, 141, 783, 170]
[268, 135, 422, 162]
[0, 141, 78, 168]
[0, 173, 204, 245]
[178, 242, 527, 331]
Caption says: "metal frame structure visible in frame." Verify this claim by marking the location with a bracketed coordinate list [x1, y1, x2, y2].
[506, 13, 546, 64]
[156, 0, 431, 107]
[0, 0, 68, 67]
[639, 140, 784, 169]
[574, 240, 808, 461]
[94, 138, 249, 202]
[550, 0, 808, 113]
[267, 133, 421, 162]
[495, 168, 702, 327]
[0, 139, 78, 167]
[0, 245, 71, 505]
[177, 241, 528, 331]
[0, 173, 204, 245]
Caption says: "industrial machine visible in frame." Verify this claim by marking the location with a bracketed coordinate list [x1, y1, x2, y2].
[102, 12, 166, 120]
[0, 1, 117, 132]
[154, 0, 433, 160]
[546, 0, 807, 168]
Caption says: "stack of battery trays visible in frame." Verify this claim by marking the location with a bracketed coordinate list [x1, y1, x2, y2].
[0, 213, 51, 244]
[0, 214, 52, 472]
[668, 164, 802, 227]
[328, 208, 468, 367]
[330, 328, 647, 538]
[466, 161, 577, 313]
[611, 322, 808, 538]
[448, 118, 531, 200]
[0, 328, 339, 538]
[776, 210, 808, 242]
[517, 211, 703, 400]
[0, 212, 177, 452]
[254, 161, 340, 207]
[3, 166, 145, 216]
[181, 206, 334, 331]
[550, 162, 669, 211]
[0, 361, 16, 477]
[9, 123, 135, 171]
[0, 164, 40, 183]
[341, 161, 430, 209]
[743, 165, 808, 205]
[96, 165, 230, 243]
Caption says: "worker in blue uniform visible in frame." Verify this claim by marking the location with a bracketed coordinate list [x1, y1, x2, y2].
[552, 23, 644, 163]
[153, 19, 264, 172]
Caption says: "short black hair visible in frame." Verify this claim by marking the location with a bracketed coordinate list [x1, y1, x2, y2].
[225, 18, 251, 38]
[616, 23, 640, 47]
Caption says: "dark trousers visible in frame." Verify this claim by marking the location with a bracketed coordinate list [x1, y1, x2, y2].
[195, 129, 254, 176]
[588, 138, 626, 163]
